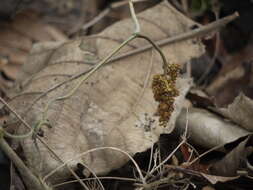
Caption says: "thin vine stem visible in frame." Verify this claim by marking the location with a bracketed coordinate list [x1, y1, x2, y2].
[53, 176, 139, 188]
[136, 34, 169, 73]
[129, 0, 141, 34]
[2, 128, 33, 139]
[43, 147, 147, 185]
[0, 120, 50, 139]
[149, 140, 186, 176]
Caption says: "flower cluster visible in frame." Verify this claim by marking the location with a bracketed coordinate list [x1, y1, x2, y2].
[152, 63, 180, 127]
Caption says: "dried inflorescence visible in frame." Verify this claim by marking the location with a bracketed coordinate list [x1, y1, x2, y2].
[152, 63, 180, 127]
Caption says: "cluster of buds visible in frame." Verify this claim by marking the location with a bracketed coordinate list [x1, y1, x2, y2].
[152, 63, 180, 127]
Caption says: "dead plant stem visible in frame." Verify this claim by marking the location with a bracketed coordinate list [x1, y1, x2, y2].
[53, 176, 139, 188]
[129, 0, 141, 34]
[149, 139, 186, 176]
[0, 138, 50, 190]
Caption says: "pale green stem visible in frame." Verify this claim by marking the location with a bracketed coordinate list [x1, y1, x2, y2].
[129, 0, 140, 34]
[43, 147, 146, 185]
[136, 34, 168, 73]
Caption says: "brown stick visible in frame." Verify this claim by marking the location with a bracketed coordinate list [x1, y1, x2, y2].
[0, 138, 49, 190]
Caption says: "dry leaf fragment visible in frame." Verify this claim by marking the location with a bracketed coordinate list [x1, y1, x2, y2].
[216, 93, 253, 132]
[210, 135, 253, 177]
[175, 108, 250, 149]
[201, 173, 240, 184]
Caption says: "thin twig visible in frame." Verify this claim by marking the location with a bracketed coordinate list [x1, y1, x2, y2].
[141, 176, 189, 190]
[149, 139, 186, 176]
[53, 176, 139, 188]
[43, 147, 146, 185]
[61, 161, 105, 190]
[82, 0, 149, 31]
[187, 143, 227, 166]
[0, 138, 49, 190]
[147, 143, 155, 175]
[82, 8, 110, 31]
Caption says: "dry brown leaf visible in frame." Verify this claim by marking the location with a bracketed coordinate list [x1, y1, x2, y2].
[8, 2, 204, 182]
[175, 108, 250, 149]
[209, 135, 253, 177]
[206, 63, 253, 106]
[216, 93, 253, 132]
[0, 11, 67, 87]
[206, 39, 253, 106]
[201, 173, 240, 184]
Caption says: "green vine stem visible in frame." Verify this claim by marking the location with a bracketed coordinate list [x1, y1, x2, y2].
[0, 120, 50, 139]
[129, 0, 140, 34]
[136, 34, 169, 74]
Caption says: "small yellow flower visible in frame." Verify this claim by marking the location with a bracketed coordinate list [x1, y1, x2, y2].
[152, 63, 180, 127]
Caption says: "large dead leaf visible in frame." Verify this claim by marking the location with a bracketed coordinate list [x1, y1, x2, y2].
[8, 2, 204, 182]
